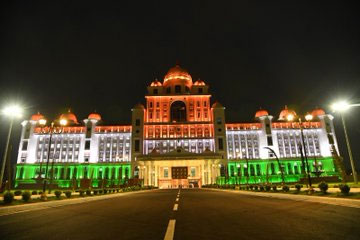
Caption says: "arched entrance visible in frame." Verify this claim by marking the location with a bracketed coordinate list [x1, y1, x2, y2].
[170, 101, 187, 122]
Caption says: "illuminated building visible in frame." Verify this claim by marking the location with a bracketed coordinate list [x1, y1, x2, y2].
[14, 65, 340, 188]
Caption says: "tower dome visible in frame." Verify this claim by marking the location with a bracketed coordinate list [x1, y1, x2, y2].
[59, 110, 79, 124]
[88, 112, 101, 121]
[163, 64, 192, 88]
[311, 108, 326, 118]
[255, 109, 269, 118]
[30, 112, 45, 121]
[279, 105, 297, 121]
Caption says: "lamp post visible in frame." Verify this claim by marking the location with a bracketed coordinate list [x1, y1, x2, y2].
[0, 105, 23, 190]
[331, 101, 358, 184]
[38, 117, 67, 200]
[286, 113, 313, 188]
[264, 147, 285, 185]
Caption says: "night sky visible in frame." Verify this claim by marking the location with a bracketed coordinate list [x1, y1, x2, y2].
[1, 1, 360, 172]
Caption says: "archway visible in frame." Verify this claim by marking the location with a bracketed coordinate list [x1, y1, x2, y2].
[170, 101, 187, 122]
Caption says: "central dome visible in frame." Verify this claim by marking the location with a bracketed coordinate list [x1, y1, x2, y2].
[163, 64, 192, 87]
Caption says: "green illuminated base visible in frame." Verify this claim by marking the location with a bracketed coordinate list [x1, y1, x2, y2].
[14, 163, 131, 189]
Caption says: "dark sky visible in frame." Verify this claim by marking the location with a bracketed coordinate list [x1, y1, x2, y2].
[1, 1, 360, 172]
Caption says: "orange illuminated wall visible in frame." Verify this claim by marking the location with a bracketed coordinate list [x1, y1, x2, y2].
[145, 95, 212, 123]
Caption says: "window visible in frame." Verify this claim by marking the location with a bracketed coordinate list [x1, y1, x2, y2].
[135, 140, 140, 152]
[271, 163, 275, 175]
[191, 167, 196, 177]
[198, 88, 203, 93]
[267, 136, 273, 146]
[218, 138, 224, 150]
[164, 168, 169, 178]
[156, 102, 160, 108]
[149, 102, 153, 108]
[85, 140, 90, 150]
[22, 141, 28, 151]
[217, 117, 222, 124]
[175, 85, 181, 93]
[166, 87, 171, 93]
[135, 119, 140, 126]
[153, 89, 158, 95]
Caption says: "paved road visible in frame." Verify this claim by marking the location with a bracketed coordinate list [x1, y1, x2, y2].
[0, 189, 359, 240]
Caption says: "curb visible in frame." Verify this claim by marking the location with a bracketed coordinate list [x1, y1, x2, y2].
[203, 188, 360, 208]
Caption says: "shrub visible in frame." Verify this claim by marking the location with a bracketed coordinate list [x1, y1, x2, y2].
[265, 185, 271, 191]
[259, 185, 265, 191]
[103, 189, 108, 194]
[318, 182, 329, 194]
[254, 185, 259, 191]
[295, 184, 303, 191]
[14, 190, 22, 196]
[249, 185, 254, 190]
[38, 191, 43, 195]
[22, 191, 31, 202]
[54, 190, 62, 199]
[65, 191, 72, 198]
[99, 189, 103, 194]
[282, 185, 290, 192]
[113, 189, 116, 193]
[116, 189, 120, 193]
[339, 184, 351, 195]
[79, 190, 85, 197]
[32, 190, 38, 195]
[272, 185, 277, 191]
[3, 191, 14, 204]
[93, 190, 98, 195]
[86, 189, 91, 196]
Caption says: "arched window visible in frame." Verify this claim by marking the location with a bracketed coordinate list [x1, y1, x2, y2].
[134, 166, 139, 178]
[250, 165, 255, 176]
[98, 168, 103, 179]
[170, 101, 187, 122]
[84, 167, 88, 179]
[66, 168, 71, 180]
[73, 168, 77, 179]
[125, 167, 129, 179]
[287, 163, 293, 174]
[294, 164, 299, 174]
[60, 168, 65, 179]
[111, 168, 115, 179]
[105, 168, 109, 179]
[256, 164, 261, 176]
[270, 163, 275, 175]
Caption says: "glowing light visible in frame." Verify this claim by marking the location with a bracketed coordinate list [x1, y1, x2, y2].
[2, 105, 23, 118]
[38, 118, 47, 126]
[305, 113, 313, 121]
[59, 119, 68, 126]
[331, 101, 350, 112]
[286, 113, 295, 121]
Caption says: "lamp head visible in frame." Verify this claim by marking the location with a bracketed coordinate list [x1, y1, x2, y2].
[2, 105, 23, 118]
[331, 101, 350, 112]
[286, 113, 295, 121]
[305, 113, 313, 121]
[38, 118, 47, 126]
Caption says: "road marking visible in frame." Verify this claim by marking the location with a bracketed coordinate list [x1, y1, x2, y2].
[164, 219, 176, 240]
[176, 197, 179, 202]
[173, 203, 178, 211]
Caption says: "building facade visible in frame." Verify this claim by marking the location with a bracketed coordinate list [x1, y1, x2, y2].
[15, 65, 340, 189]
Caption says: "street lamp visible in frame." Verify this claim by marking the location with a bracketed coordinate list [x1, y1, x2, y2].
[39, 117, 67, 199]
[264, 147, 285, 185]
[0, 104, 23, 190]
[331, 100, 358, 184]
[286, 113, 313, 188]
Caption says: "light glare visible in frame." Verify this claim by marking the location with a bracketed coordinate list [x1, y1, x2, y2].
[2, 105, 23, 118]
[331, 101, 350, 112]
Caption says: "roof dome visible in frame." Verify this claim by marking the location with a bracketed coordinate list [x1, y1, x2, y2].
[255, 109, 269, 118]
[59, 110, 79, 124]
[150, 79, 162, 87]
[133, 103, 145, 109]
[194, 79, 206, 86]
[88, 112, 101, 121]
[212, 101, 224, 108]
[311, 108, 326, 117]
[279, 105, 297, 120]
[30, 112, 45, 121]
[163, 64, 192, 87]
